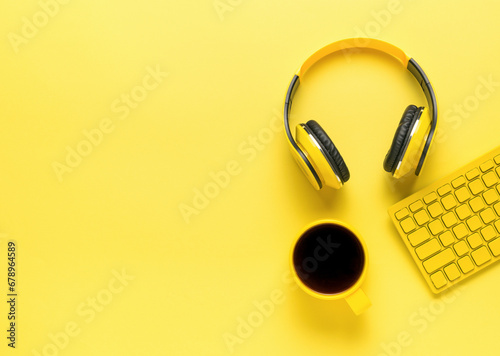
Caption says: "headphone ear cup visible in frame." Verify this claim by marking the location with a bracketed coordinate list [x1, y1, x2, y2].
[383, 105, 419, 173]
[305, 120, 350, 183]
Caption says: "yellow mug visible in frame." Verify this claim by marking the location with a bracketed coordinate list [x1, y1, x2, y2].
[290, 219, 371, 315]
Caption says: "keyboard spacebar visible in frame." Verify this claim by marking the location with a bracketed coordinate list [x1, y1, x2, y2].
[422, 248, 455, 273]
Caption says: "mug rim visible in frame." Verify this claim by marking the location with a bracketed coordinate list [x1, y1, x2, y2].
[289, 219, 368, 300]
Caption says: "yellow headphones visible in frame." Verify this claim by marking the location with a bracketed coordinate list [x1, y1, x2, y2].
[284, 38, 438, 190]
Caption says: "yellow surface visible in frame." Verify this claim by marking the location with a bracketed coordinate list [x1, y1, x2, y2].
[1, 1, 500, 355]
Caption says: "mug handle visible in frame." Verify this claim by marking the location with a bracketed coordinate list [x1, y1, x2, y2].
[345, 288, 371, 315]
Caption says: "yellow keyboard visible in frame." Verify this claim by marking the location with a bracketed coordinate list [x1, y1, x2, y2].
[388, 146, 500, 293]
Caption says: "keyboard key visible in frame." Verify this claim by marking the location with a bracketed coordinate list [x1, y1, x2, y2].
[455, 187, 471, 203]
[437, 184, 452, 196]
[395, 208, 410, 220]
[466, 168, 480, 180]
[483, 188, 499, 205]
[408, 227, 430, 246]
[400, 217, 416, 233]
[439, 231, 455, 246]
[467, 233, 483, 249]
[488, 237, 500, 256]
[494, 202, 500, 216]
[469, 179, 485, 195]
[458, 256, 475, 273]
[495, 154, 500, 165]
[414, 210, 430, 226]
[482, 171, 498, 187]
[455, 204, 472, 220]
[409, 200, 424, 213]
[452, 176, 466, 188]
[442, 211, 458, 228]
[471, 246, 492, 266]
[467, 216, 482, 231]
[430, 271, 448, 289]
[424, 192, 438, 204]
[496, 166, 500, 179]
[454, 241, 469, 256]
[429, 219, 444, 235]
[481, 225, 497, 241]
[480, 208, 496, 224]
[495, 220, 500, 234]
[428, 202, 444, 218]
[442, 194, 457, 210]
[444, 263, 461, 281]
[494, 205, 500, 220]
[480, 160, 494, 172]
[469, 196, 485, 212]
[423, 248, 455, 273]
[415, 238, 441, 260]
[453, 223, 469, 239]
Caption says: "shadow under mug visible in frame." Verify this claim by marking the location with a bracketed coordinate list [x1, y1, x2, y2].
[290, 219, 371, 315]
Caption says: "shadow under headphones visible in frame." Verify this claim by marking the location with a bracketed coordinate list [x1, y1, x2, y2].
[284, 38, 438, 190]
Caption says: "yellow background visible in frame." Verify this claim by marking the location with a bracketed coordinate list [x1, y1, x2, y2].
[1, 0, 500, 355]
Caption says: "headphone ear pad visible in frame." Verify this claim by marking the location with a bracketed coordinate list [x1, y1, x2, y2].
[305, 120, 350, 183]
[383, 105, 418, 173]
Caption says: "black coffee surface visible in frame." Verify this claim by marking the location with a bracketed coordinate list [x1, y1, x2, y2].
[293, 224, 365, 294]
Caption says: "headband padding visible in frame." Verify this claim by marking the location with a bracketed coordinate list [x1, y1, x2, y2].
[305, 120, 350, 183]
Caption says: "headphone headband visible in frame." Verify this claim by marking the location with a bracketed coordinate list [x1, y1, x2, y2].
[284, 38, 437, 176]
[297, 38, 410, 77]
